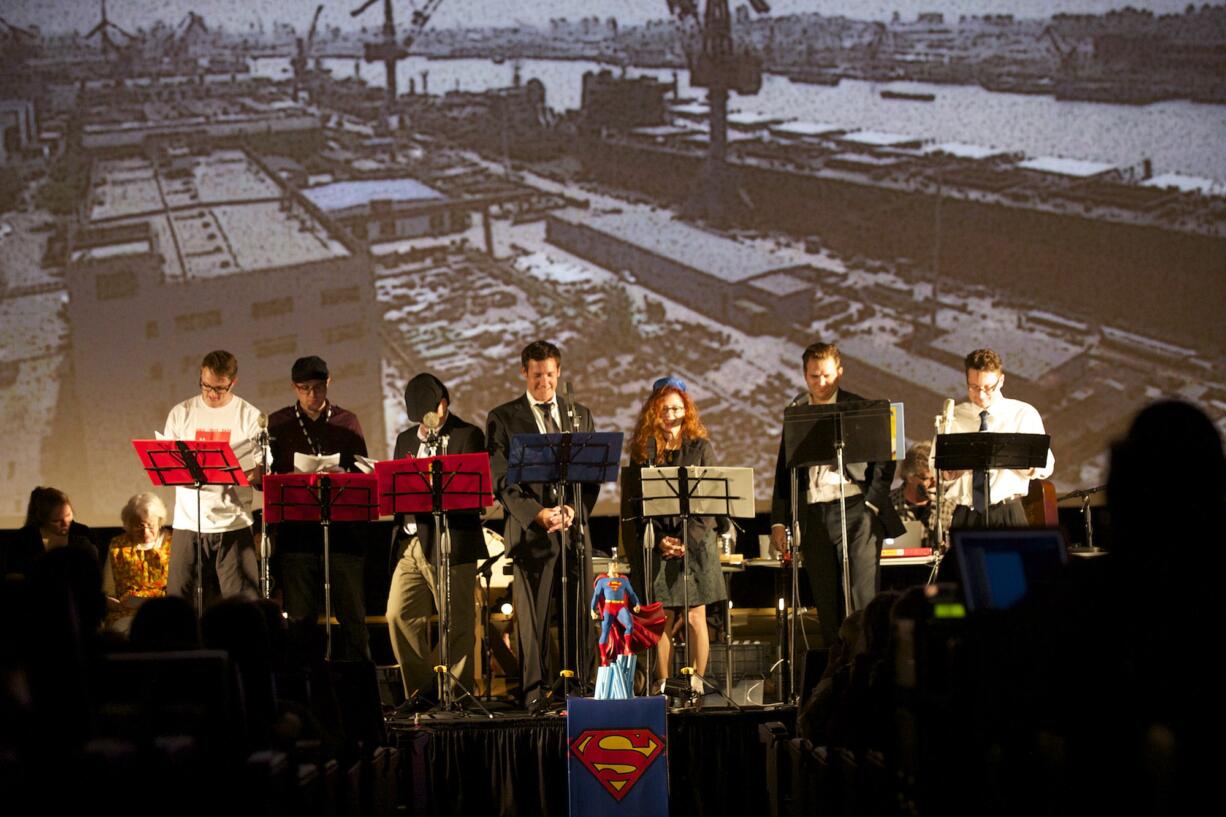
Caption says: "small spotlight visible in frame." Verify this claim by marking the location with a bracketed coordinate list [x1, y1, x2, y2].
[777, 597, 785, 611]
[281, 611, 289, 619]
[500, 602, 514, 616]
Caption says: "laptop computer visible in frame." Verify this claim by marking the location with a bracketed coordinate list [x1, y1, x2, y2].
[951, 528, 1067, 612]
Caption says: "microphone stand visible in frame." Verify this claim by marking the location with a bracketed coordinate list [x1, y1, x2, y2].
[257, 421, 273, 600]
[562, 383, 592, 693]
[316, 474, 335, 661]
[928, 410, 947, 585]
[428, 456, 492, 717]
[675, 466, 741, 711]
[475, 550, 503, 702]
[174, 440, 209, 618]
[642, 437, 658, 691]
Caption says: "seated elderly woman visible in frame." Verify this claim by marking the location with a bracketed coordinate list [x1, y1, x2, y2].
[103, 492, 172, 634]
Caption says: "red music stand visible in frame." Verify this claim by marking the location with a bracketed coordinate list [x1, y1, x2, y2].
[376, 453, 493, 714]
[263, 472, 379, 660]
[376, 452, 493, 517]
[133, 439, 249, 616]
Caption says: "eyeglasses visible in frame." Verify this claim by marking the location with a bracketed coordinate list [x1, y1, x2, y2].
[199, 380, 233, 395]
[661, 405, 687, 415]
[294, 383, 327, 394]
[967, 379, 1001, 395]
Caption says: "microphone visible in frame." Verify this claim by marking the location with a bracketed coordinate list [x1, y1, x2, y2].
[422, 410, 441, 454]
[563, 381, 576, 428]
[941, 398, 955, 433]
[647, 435, 658, 465]
[256, 413, 270, 469]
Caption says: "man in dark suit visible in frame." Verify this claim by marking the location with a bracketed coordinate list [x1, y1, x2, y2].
[769, 341, 904, 647]
[385, 373, 489, 706]
[486, 340, 599, 714]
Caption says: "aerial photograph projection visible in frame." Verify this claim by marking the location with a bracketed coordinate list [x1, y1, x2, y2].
[0, 1, 1221, 812]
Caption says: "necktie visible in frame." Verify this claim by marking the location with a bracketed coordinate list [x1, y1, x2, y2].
[536, 402, 560, 434]
[972, 410, 989, 513]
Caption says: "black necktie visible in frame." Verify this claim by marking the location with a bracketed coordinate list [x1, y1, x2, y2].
[536, 402, 559, 434]
[973, 410, 989, 513]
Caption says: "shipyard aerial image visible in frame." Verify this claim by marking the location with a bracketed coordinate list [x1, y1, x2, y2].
[1, 0, 1224, 523]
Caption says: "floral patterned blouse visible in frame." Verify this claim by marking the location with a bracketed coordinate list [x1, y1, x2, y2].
[104, 531, 171, 629]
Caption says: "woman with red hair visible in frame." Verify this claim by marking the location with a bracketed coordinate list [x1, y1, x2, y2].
[626, 377, 728, 695]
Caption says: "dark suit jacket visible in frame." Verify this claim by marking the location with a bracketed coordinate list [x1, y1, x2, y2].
[486, 394, 599, 563]
[1, 522, 98, 579]
[770, 388, 906, 539]
[389, 412, 489, 566]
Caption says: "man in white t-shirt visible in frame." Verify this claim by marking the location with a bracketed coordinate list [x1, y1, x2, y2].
[163, 350, 264, 604]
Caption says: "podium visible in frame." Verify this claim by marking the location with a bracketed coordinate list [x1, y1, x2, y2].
[133, 438, 249, 616]
[264, 472, 379, 660]
[508, 431, 622, 697]
[376, 453, 493, 714]
[935, 432, 1050, 528]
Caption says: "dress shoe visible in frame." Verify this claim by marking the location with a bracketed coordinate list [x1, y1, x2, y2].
[526, 693, 550, 717]
[390, 693, 438, 716]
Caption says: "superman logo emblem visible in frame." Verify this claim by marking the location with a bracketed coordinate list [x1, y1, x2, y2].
[569, 728, 665, 801]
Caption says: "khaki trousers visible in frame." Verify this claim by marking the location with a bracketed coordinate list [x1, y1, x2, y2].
[386, 537, 477, 697]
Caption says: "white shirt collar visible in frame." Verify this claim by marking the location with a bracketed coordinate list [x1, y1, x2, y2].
[525, 390, 556, 409]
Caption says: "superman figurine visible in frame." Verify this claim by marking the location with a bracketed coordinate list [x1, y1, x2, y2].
[591, 566, 642, 663]
[590, 565, 665, 699]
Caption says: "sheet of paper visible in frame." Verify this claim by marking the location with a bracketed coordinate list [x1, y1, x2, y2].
[294, 452, 341, 473]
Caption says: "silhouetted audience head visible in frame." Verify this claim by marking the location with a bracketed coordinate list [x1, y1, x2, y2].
[861, 590, 900, 658]
[1108, 400, 1225, 563]
[838, 610, 864, 656]
[202, 599, 276, 742]
[30, 545, 105, 637]
[892, 586, 931, 625]
[128, 595, 200, 651]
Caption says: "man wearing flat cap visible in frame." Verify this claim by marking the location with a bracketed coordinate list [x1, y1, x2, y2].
[385, 373, 488, 707]
[268, 355, 371, 660]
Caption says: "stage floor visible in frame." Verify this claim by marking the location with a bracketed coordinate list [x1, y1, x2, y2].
[388, 701, 796, 817]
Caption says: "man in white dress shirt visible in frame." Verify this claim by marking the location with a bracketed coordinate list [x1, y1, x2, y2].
[936, 348, 1055, 528]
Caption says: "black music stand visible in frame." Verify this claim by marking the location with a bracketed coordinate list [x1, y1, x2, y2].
[507, 431, 622, 699]
[934, 432, 1051, 528]
[263, 473, 379, 661]
[376, 453, 494, 716]
[781, 399, 894, 702]
[639, 464, 754, 708]
[133, 439, 248, 617]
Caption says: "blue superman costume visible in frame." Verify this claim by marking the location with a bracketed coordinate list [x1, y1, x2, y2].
[590, 570, 665, 667]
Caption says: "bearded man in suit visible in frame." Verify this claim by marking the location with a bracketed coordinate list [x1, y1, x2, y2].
[769, 341, 904, 647]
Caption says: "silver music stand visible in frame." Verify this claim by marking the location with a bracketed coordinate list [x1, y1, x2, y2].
[640, 464, 755, 707]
